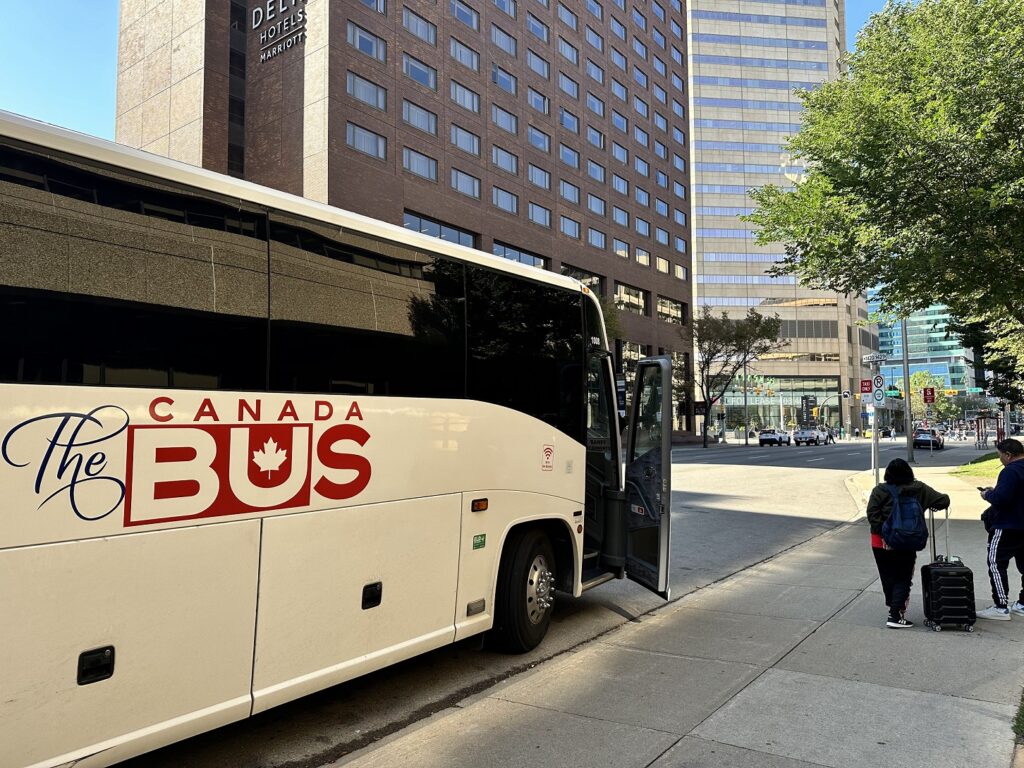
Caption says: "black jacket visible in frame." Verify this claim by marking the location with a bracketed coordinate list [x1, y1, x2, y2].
[983, 460, 1024, 530]
[866, 480, 950, 535]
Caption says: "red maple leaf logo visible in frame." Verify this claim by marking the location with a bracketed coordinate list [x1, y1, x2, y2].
[252, 438, 288, 477]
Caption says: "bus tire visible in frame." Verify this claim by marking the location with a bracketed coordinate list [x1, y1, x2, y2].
[491, 527, 556, 653]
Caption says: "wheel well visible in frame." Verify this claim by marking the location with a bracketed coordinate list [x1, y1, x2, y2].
[504, 519, 575, 593]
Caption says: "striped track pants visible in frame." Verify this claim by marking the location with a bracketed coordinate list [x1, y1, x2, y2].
[986, 528, 1024, 608]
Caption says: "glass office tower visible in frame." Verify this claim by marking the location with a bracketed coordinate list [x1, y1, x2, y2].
[687, 0, 874, 434]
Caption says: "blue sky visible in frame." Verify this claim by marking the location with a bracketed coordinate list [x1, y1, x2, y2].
[0, 0, 889, 141]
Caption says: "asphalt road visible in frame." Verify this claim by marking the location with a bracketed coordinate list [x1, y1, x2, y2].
[119, 439, 973, 768]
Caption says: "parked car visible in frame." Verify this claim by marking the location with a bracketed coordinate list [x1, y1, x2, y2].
[793, 427, 827, 446]
[758, 428, 791, 447]
[913, 428, 945, 449]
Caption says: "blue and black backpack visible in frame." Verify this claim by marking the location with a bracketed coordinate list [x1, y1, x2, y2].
[881, 484, 929, 551]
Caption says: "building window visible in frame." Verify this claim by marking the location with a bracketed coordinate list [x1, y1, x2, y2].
[562, 263, 605, 294]
[404, 211, 476, 247]
[635, 247, 650, 266]
[612, 174, 628, 195]
[527, 49, 550, 78]
[612, 142, 628, 164]
[558, 37, 579, 65]
[346, 123, 386, 159]
[494, 0, 516, 18]
[450, 80, 480, 112]
[586, 59, 604, 84]
[451, 124, 480, 156]
[615, 283, 648, 315]
[587, 92, 605, 117]
[360, 0, 386, 11]
[586, 26, 604, 51]
[451, 168, 481, 198]
[657, 297, 684, 325]
[492, 186, 519, 213]
[450, 38, 480, 70]
[529, 202, 551, 227]
[528, 87, 549, 114]
[588, 227, 606, 249]
[560, 215, 581, 239]
[634, 125, 649, 147]
[346, 72, 386, 110]
[491, 24, 518, 55]
[347, 22, 386, 62]
[611, 17, 626, 41]
[402, 100, 437, 135]
[526, 13, 549, 42]
[451, 0, 480, 30]
[403, 7, 437, 44]
[402, 147, 437, 180]
[587, 125, 605, 149]
[403, 54, 437, 89]
[560, 179, 580, 204]
[635, 217, 650, 237]
[635, 186, 649, 206]
[491, 104, 518, 134]
[557, 2, 578, 29]
[560, 144, 580, 168]
[612, 110, 627, 132]
[674, 237, 687, 253]
[613, 238, 629, 258]
[560, 108, 580, 133]
[587, 193, 605, 216]
[635, 156, 650, 177]
[587, 160, 605, 183]
[558, 73, 579, 98]
[492, 64, 517, 94]
[527, 125, 550, 152]
[492, 145, 519, 174]
[496, 241, 548, 269]
[656, 256, 669, 273]
[655, 227, 669, 246]
[528, 164, 550, 189]
[612, 206, 629, 227]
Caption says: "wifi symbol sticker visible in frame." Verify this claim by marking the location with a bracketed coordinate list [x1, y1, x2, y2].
[541, 445, 555, 471]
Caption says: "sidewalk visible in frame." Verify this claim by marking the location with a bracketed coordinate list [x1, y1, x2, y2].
[333, 467, 1024, 768]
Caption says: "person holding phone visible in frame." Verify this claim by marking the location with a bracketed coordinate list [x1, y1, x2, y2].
[977, 439, 1024, 620]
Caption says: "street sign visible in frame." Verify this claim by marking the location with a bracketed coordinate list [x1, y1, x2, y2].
[968, 387, 984, 393]
[872, 388, 886, 405]
[944, 389, 958, 396]
[862, 352, 888, 364]
[885, 389, 901, 397]
[860, 379, 873, 394]
[923, 387, 935, 404]
[873, 374, 885, 390]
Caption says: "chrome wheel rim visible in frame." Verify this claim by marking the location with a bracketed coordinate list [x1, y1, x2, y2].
[526, 554, 555, 625]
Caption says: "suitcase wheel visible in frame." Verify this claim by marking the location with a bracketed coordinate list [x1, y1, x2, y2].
[965, 624, 976, 633]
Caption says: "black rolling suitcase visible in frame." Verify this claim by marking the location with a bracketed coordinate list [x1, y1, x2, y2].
[921, 505, 976, 632]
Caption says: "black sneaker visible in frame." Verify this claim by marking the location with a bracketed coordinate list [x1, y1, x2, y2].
[886, 616, 914, 629]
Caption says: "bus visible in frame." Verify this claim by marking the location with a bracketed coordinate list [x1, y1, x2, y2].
[0, 110, 672, 768]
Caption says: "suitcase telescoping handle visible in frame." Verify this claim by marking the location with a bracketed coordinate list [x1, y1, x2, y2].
[927, 505, 953, 563]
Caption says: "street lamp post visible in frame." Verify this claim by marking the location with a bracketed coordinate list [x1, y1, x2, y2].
[743, 361, 750, 447]
[901, 317, 915, 463]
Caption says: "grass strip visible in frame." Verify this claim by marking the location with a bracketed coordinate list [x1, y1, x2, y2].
[1015, 687, 1024, 741]
[951, 452, 1001, 481]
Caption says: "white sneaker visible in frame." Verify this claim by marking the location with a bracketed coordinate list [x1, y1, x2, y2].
[1010, 602, 1024, 616]
[977, 605, 1011, 621]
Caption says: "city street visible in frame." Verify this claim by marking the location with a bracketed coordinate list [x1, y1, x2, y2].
[121, 439, 975, 768]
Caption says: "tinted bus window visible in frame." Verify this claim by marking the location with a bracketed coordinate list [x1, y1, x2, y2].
[268, 214, 467, 398]
[465, 265, 584, 439]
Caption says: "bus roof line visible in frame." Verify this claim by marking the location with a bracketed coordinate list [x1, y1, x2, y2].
[0, 109, 587, 296]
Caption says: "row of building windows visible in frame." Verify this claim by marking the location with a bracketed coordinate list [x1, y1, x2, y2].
[694, 118, 802, 133]
[697, 297, 767, 306]
[691, 10, 828, 27]
[696, 163, 805, 175]
[693, 75, 821, 91]
[696, 206, 755, 216]
[702, 252, 783, 262]
[697, 274, 796, 284]
[692, 32, 828, 50]
[697, 228, 755, 238]
[780, 319, 840, 339]
[693, 54, 829, 72]
[695, 98, 802, 113]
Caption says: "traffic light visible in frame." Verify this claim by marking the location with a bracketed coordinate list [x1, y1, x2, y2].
[811, 407, 819, 417]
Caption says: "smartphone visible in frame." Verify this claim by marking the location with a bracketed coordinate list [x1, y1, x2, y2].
[977, 486, 988, 491]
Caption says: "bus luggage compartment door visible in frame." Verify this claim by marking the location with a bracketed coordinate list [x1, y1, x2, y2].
[624, 356, 672, 599]
[0, 522, 259, 768]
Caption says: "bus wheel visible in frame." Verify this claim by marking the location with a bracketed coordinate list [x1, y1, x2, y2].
[491, 528, 556, 653]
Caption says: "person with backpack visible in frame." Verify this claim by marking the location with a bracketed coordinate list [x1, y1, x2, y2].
[976, 438, 1024, 620]
[866, 459, 950, 628]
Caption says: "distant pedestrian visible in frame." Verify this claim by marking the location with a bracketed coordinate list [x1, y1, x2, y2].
[826, 428, 836, 444]
[866, 459, 950, 628]
[976, 439, 1024, 621]
[855, 428, 861, 438]
[840, 426, 846, 440]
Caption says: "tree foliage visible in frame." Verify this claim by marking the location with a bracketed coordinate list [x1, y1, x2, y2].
[745, 0, 1024, 369]
[690, 308, 785, 447]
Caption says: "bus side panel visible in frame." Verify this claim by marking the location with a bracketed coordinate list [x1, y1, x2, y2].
[454, 491, 584, 642]
[0, 521, 259, 768]
[251, 495, 461, 713]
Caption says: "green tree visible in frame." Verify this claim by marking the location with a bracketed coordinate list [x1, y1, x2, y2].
[745, 0, 1024, 370]
[690, 308, 785, 448]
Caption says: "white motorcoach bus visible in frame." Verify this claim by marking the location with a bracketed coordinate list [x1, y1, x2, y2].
[0, 111, 672, 768]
